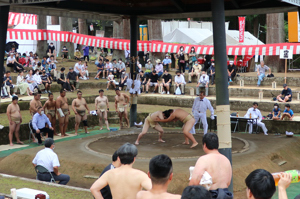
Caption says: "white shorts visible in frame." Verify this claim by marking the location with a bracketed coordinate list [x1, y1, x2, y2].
[149, 82, 158, 86]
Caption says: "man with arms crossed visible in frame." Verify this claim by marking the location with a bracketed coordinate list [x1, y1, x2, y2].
[115, 88, 130, 129]
[56, 89, 70, 137]
[136, 154, 181, 199]
[189, 133, 233, 199]
[90, 143, 152, 199]
[135, 111, 166, 145]
[7, 96, 23, 146]
[43, 93, 57, 135]
[95, 89, 110, 131]
[72, 91, 90, 135]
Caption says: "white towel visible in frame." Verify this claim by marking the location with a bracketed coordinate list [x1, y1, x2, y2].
[189, 166, 213, 190]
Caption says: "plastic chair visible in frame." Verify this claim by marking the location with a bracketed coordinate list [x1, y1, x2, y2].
[230, 113, 239, 133]
[35, 165, 56, 183]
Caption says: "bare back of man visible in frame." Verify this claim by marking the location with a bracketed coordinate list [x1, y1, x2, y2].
[115, 93, 130, 128]
[135, 111, 165, 145]
[95, 96, 110, 130]
[137, 191, 181, 199]
[56, 95, 69, 137]
[43, 99, 57, 135]
[72, 97, 89, 135]
[7, 103, 23, 146]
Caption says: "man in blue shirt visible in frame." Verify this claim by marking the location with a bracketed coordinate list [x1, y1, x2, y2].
[162, 55, 172, 71]
[94, 59, 104, 80]
[277, 84, 292, 102]
[281, 104, 294, 121]
[82, 46, 90, 62]
[32, 107, 54, 145]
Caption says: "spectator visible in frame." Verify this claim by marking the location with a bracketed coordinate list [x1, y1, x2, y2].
[4, 71, 17, 97]
[116, 58, 126, 79]
[95, 59, 104, 80]
[210, 62, 216, 85]
[7, 53, 24, 73]
[90, 143, 151, 199]
[31, 57, 39, 69]
[146, 70, 159, 94]
[9, 46, 17, 56]
[32, 138, 70, 184]
[174, 70, 186, 95]
[16, 71, 32, 96]
[105, 59, 113, 78]
[34, 69, 45, 93]
[160, 69, 172, 95]
[257, 61, 271, 87]
[125, 49, 130, 62]
[46, 55, 55, 65]
[145, 59, 153, 78]
[49, 61, 56, 81]
[74, 48, 83, 60]
[189, 133, 233, 199]
[82, 45, 90, 62]
[67, 67, 79, 92]
[188, 47, 197, 68]
[99, 48, 108, 61]
[26, 69, 37, 93]
[32, 107, 54, 144]
[188, 61, 201, 83]
[155, 59, 164, 78]
[227, 61, 236, 82]
[6, 96, 23, 146]
[41, 70, 52, 94]
[112, 59, 117, 69]
[162, 55, 172, 71]
[1, 82, 9, 99]
[79, 62, 89, 80]
[34, 62, 43, 72]
[61, 45, 68, 61]
[119, 72, 129, 91]
[98, 151, 121, 199]
[281, 104, 294, 121]
[181, 186, 211, 199]
[41, 56, 47, 69]
[203, 55, 212, 72]
[196, 71, 210, 96]
[136, 154, 181, 199]
[57, 67, 71, 91]
[47, 42, 57, 62]
[245, 102, 268, 135]
[140, 71, 147, 93]
[277, 84, 292, 102]
[272, 103, 281, 120]
[107, 71, 116, 90]
[177, 46, 186, 74]
[74, 60, 83, 76]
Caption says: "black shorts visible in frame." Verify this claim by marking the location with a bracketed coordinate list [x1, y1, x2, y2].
[162, 83, 172, 87]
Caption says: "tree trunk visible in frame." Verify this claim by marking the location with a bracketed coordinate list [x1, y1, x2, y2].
[148, 20, 164, 64]
[60, 17, 74, 59]
[78, 18, 88, 50]
[37, 15, 47, 57]
[249, 17, 259, 72]
[265, 13, 285, 72]
[51, 16, 59, 25]
[112, 19, 130, 61]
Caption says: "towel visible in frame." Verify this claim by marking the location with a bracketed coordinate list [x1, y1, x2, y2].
[189, 166, 213, 190]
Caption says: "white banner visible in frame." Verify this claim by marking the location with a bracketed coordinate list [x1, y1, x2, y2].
[280, 49, 293, 59]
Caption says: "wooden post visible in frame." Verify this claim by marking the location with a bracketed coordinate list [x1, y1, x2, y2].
[285, 58, 287, 84]
[272, 81, 276, 89]
[240, 79, 244, 87]
[37, 15, 47, 57]
[190, 88, 195, 96]
[259, 91, 263, 100]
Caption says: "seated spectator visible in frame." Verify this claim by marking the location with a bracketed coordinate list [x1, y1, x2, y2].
[32, 138, 70, 184]
[281, 104, 294, 121]
[107, 71, 116, 90]
[116, 58, 126, 79]
[95, 59, 104, 80]
[119, 72, 129, 91]
[188, 61, 201, 83]
[9, 46, 17, 56]
[136, 154, 181, 199]
[146, 70, 159, 94]
[34, 69, 45, 93]
[1, 82, 9, 99]
[245, 102, 268, 135]
[277, 84, 292, 102]
[32, 107, 54, 144]
[61, 46, 68, 61]
[31, 56, 39, 69]
[41, 56, 47, 69]
[112, 59, 117, 69]
[74, 60, 83, 76]
[48, 61, 56, 81]
[145, 59, 153, 78]
[155, 59, 163, 78]
[26, 69, 37, 93]
[47, 42, 57, 62]
[74, 48, 83, 60]
[174, 71, 186, 95]
[257, 61, 271, 87]
[196, 71, 209, 96]
[34, 62, 43, 72]
[227, 61, 236, 82]
[272, 103, 281, 120]
[160, 69, 172, 95]
[90, 143, 151, 198]
[162, 55, 172, 71]
[181, 186, 211, 199]
[140, 71, 147, 93]
[41, 70, 52, 94]
[210, 62, 216, 85]
[57, 67, 71, 91]
[4, 71, 17, 97]
[7, 53, 24, 73]
[67, 67, 79, 92]
[79, 62, 89, 80]
[16, 71, 32, 96]
[105, 59, 113, 78]
[46, 55, 55, 65]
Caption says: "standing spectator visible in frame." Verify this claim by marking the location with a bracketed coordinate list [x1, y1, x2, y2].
[203, 55, 212, 72]
[272, 103, 281, 120]
[6, 96, 23, 146]
[57, 67, 71, 91]
[95, 59, 104, 80]
[107, 71, 116, 90]
[67, 67, 80, 91]
[155, 59, 164, 78]
[61, 46, 68, 61]
[160, 69, 172, 95]
[145, 59, 153, 78]
[257, 61, 271, 87]
[189, 47, 197, 68]
[32, 138, 70, 184]
[41, 70, 52, 93]
[47, 42, 57, 62]
[177, 46, 186, 74]
[74, 48, 83, 60]
[162, 55, 172, 71]
[118, 72, 129, 91]
[140, 71, 147, 93]
[116, 58, 126, 79]
[227, 61, 236, 82]
[196, 71, 209, 96]
[16, 71, 32, 96]
[281, 104, 294, 121]
[138, 51, 145, 67]
[210, 62, 216, 85]
[32, 107, 54, 144]
[277, 84, 292, 102]
[146, 70, 159, 94]
[4, 71, 17, 97]
[188, 61, 201, 83]
[174, 71, 186, 95]
[125, 50, 130, 62]
[82, 45, 90, 62]
[244, 102, 268, 135]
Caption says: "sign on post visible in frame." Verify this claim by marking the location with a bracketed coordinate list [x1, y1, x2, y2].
[280, 49, 293, 84]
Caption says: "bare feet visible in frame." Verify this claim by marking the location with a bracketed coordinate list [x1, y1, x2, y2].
[64, 134, 69, 136]
[99, 127, 103, 130]
[182, 141, 190, 145]
[190, 142, 199, 148]
[9, 143, 13, 146]
[16, 141, 24, 145]
[85, 132, 90, 134]
[75, 133, 78, 136]
[54, 133, 58, 136]
[158, 139, 165, 143]
[135, 141, 139, 145]
[107, 128, 110, 131]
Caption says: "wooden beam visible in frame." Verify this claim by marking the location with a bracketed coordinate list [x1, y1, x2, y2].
[170, 0, 184, 12]
[230, 0, 239, 8]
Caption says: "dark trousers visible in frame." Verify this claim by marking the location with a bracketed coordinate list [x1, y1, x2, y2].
[37, 172, 70, 185]
[164, 64, 169, 70]
[179, 62, 185, 73]
[33, 127, 54, 144]
[57, 81, 71, 91]
[83, 55, 89, 62]
[228, 72, 236, 81]
[211, 74, 215, 84]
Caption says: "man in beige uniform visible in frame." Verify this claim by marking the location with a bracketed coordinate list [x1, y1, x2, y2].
[135, 111, 166, 145]
[95, 89, 110, 131]
[29, 93, 42, 116]
[6, 96, 23, 146]
[155, 109, 198, 148]
[189, 133, 233, 199]
[72, 91, 90, 135]
[43, 93, 57, 135]
[90, 143, 151, 199]
[56, 89, 70, 137]
[114, 88, 130, 129]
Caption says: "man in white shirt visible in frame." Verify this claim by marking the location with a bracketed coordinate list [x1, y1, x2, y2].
[116, 58, 126, 79]
[174, 70, 186, 95]
[190, 91, 214, 135]
[33, 69, 46, 93]
[32, 138, 70, 184]
[74, 60, 83, 75]
[105, 59, 113, 78]
[244, 102, 268, 135]
[196, 71, 209, 96]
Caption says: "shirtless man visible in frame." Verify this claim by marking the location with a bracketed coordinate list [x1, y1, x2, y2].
[95, 89, 110, 131]
[155, 109, 198, 148]
[135, 111, 166, 145]
[56, 89, 70, 137]
[90, 143, 152, 199]
[72, 91, 90, 135]
[114, 88, 130, 129]
[189, 133, 233, 199]
[6, 96, 23, 146]
[29, 93, 42, 116]
[136, 154, 181, 199]
[43, 93, 57, 135]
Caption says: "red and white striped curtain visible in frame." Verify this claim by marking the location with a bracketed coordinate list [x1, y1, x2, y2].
[8, 12, 37, 25]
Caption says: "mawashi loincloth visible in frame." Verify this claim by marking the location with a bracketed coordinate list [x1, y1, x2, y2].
[146, 114, 157, 128]
[118, 104, 127, 113]
[182, 114, 194, 124]
[76, 109, 86, 116]
[62, 109, 69, 116]
[11, 116, 21, 124]
[47, 110, 56, 117]
[98, 104, 107, 112]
